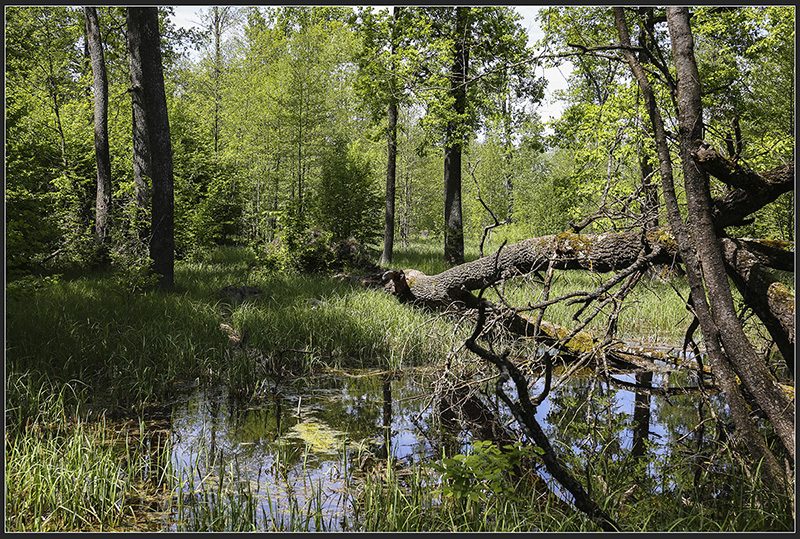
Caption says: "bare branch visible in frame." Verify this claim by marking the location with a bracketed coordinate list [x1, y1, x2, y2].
[466, 289, 620, 532]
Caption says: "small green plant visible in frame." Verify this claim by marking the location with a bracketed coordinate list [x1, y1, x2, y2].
[431, 441, 543, 506]
[6, 273, 63, 299]
[313, 137, 382, 245]
[110, 249, 159, 296]
[271, 198, 336, 273]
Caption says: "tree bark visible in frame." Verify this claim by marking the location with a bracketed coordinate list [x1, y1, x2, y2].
[385, 229, 673, 307]
[608, 6, 791, 490]
[443, 6, 469, 266]
[636, 8, 660, 229]
[127, 7, 175, 288]
[720, 237, 794, 369]
[692, 143, 794, 231]
[667, 7, 793, 464]
[380, 7, 402, 266]
[84, 7, 111, 247]
[128, 11, 150, 240]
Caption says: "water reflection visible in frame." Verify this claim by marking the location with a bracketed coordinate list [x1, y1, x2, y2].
[631, 372, 653, 459]
[166, 365, 729, 530]
[168, 369, 436, 530]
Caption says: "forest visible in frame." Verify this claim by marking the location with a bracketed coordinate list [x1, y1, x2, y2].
[5, 5, 795, 532]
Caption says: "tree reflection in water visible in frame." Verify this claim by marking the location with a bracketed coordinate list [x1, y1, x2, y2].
[166, 366, 736, 530]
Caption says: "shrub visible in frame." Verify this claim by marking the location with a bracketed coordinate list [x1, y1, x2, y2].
[312, 138, 382, 245]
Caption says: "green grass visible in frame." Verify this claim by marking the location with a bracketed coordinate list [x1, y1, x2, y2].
[6, 244, 462, 413]
[4, 244, 464, 530]
[5, 379, 171, 531]
[6, 270, 231, 414]
[389, 237, 692, 346]
[5, 241, 791, 532]
[348, 441, 794, 532]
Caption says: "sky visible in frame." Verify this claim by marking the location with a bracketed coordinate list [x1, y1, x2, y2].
[170, 5, 573, 123]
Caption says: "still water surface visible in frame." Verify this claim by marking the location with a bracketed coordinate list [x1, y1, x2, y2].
[165, 366, 720, 530]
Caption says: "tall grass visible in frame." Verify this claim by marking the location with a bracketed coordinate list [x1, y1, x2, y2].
[6, 243, 791, 532]
[5, 244, 459, 531]
[390, 237, 692, 346]
[229, 274, 461, 372]
[5, 378, 172, 531]
[349, 444, 794, 532]
[6, 272, 230, 413]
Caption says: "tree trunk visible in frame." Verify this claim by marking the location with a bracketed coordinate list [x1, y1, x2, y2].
[84, 7, 112, 248]
[720, 237, 794, 368]
[381, 96, 398, 266]
[128, 10, 150, 240]
[636, 8, 660, 229]
[667, 6, 793, 464]
[443, 6, 469, 266]
[127, 7, 175, 289]
[380, 7, 402, 266]
[386, 229, 671, 306]
[611, 6, 790, 490]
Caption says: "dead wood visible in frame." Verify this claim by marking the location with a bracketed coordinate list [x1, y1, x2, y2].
[465, 292, 620, 531]
[720, 238, 795, 368]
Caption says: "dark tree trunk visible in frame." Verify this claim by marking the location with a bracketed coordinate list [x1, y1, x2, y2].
[127, 7, 175, 288]
[381, 96, 398, 265]
[631, 372, 652, 459]
[443, 133, 464, 266]
[635, 8, 660, 229]
[612, 6, 790, 490]
[443, 6, 469, 266]
[128, 12, 150, 240]
[380, 7, 402, 266]
[84, 7, 112, 247]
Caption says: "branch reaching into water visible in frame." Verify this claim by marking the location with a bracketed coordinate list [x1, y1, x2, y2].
[465, 285, 621, 532]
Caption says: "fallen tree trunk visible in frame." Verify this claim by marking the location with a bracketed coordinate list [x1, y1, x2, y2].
[720, 237, 795, 368]
[379, 224, 794, 377]
[369, 133, 795, 485]
[382, 228, 677, 307]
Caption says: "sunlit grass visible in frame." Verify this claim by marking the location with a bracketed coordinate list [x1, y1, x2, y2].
[229, 274, 461, 372]
[390, 237, 692, 346]
[6, 272, 230, 412]
[5, 379, 171, 531]
[5, 243, 791, 532]
[349, 442, 793, 532]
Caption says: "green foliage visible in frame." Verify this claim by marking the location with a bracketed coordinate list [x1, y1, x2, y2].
[5, 187, 60, 272]
[110, 252, 160, 296]
[276, 198, 335, 273]
[431, 441, 543, 507]
[691, 5, 795, 241]
[193, 174, 245, 247]
[313, 139, 382, 244]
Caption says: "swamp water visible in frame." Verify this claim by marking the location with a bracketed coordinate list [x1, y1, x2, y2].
[150, 365, 725, 531]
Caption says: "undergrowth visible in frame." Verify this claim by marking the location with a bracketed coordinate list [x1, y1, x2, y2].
[5, 242, 793, 532]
